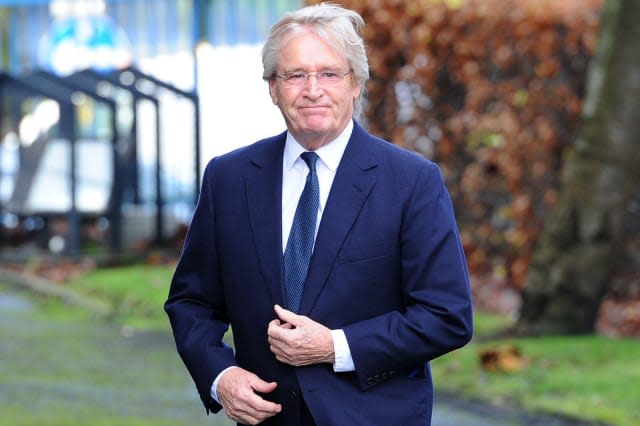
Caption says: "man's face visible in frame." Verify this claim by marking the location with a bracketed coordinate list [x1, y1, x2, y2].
[269, 29, 361, 150]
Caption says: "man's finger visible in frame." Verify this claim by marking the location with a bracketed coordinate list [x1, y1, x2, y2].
[251, 379, 278, 395]
[267, 318, 282, 330]
[274, 304, 301, 326]
[242, 381, 282, 423]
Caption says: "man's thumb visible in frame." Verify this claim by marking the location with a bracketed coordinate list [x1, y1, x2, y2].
[274, 304, 302, 325]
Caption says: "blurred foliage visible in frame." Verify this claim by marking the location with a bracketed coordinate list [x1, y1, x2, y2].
[347, 0, 603, 288]
[310, 0, 604, 290]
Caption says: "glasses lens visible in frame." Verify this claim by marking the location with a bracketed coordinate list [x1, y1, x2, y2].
[318, 72, 341, 85]
[278, 71, 349, 86]
[286, 73, 307, 85]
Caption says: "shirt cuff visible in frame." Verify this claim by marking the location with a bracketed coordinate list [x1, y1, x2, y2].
[210, 366, 239, 403]
[331, 329, 355, 372]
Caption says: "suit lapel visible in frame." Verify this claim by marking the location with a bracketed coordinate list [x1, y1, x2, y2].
[245, 135, 286, 306]
[298, 123, 378, 314]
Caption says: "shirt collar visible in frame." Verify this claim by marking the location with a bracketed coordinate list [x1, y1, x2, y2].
[283, 120, 354, 172]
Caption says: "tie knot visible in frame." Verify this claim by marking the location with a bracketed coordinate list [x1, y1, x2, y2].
[301, 151, 319, 172]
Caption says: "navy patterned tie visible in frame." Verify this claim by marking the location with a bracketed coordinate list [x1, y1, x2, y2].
[283, 152, 320, 312]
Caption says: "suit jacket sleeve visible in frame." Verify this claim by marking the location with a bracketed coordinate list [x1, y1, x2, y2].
[164, 158, 237, 412]
[343, 161, 473, 390]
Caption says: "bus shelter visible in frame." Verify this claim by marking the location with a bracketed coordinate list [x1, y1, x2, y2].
[0, 71, 121, 256]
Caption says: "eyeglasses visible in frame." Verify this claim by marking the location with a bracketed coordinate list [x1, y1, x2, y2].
[274, 70, 352, 87]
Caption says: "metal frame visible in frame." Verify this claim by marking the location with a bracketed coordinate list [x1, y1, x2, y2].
[29, 70, 124, 252]
[70, 68, 167, 245]
[0, 71, 81, 256]
[114, 65, 201, 204]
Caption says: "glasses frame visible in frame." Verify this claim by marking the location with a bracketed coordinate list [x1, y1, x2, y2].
[274, 70, 352, 87]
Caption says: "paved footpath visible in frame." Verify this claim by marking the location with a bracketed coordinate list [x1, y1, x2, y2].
[0, 283, 587, 426]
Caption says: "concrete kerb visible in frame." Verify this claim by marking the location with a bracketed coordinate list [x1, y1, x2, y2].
[0, 266, 112, 316]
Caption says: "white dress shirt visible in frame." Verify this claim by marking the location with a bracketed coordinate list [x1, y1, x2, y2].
[281, 120, 356, 375]
[281, 120, 352, 248]
[211, 121, 356, 402]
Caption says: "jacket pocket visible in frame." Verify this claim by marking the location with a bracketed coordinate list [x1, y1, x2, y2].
[337, 239, 394, 264]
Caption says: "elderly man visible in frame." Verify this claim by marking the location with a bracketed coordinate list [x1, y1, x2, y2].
[165, 3, 473, 425]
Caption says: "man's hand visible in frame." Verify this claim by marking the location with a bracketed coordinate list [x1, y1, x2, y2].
[267, 304, 335, 366]
[217, 367, 282, 425]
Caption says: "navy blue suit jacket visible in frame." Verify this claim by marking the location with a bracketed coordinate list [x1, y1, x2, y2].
[165, 121, 473, 425]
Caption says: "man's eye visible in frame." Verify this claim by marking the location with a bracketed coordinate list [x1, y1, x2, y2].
[288, 73, 307, 81]
[321, 72, 339, 78]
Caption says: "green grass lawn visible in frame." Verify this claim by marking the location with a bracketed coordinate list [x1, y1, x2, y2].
[64, 263, 640, 425]
[65, 263, 175, 330]
[431, 331, 640, 425]
[0, 281, 231, 426]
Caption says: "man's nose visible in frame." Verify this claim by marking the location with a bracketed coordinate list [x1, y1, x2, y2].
[303, 74, 323, 93]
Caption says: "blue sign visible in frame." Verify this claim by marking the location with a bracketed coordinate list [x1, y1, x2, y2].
[38, 14, 132, 76]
